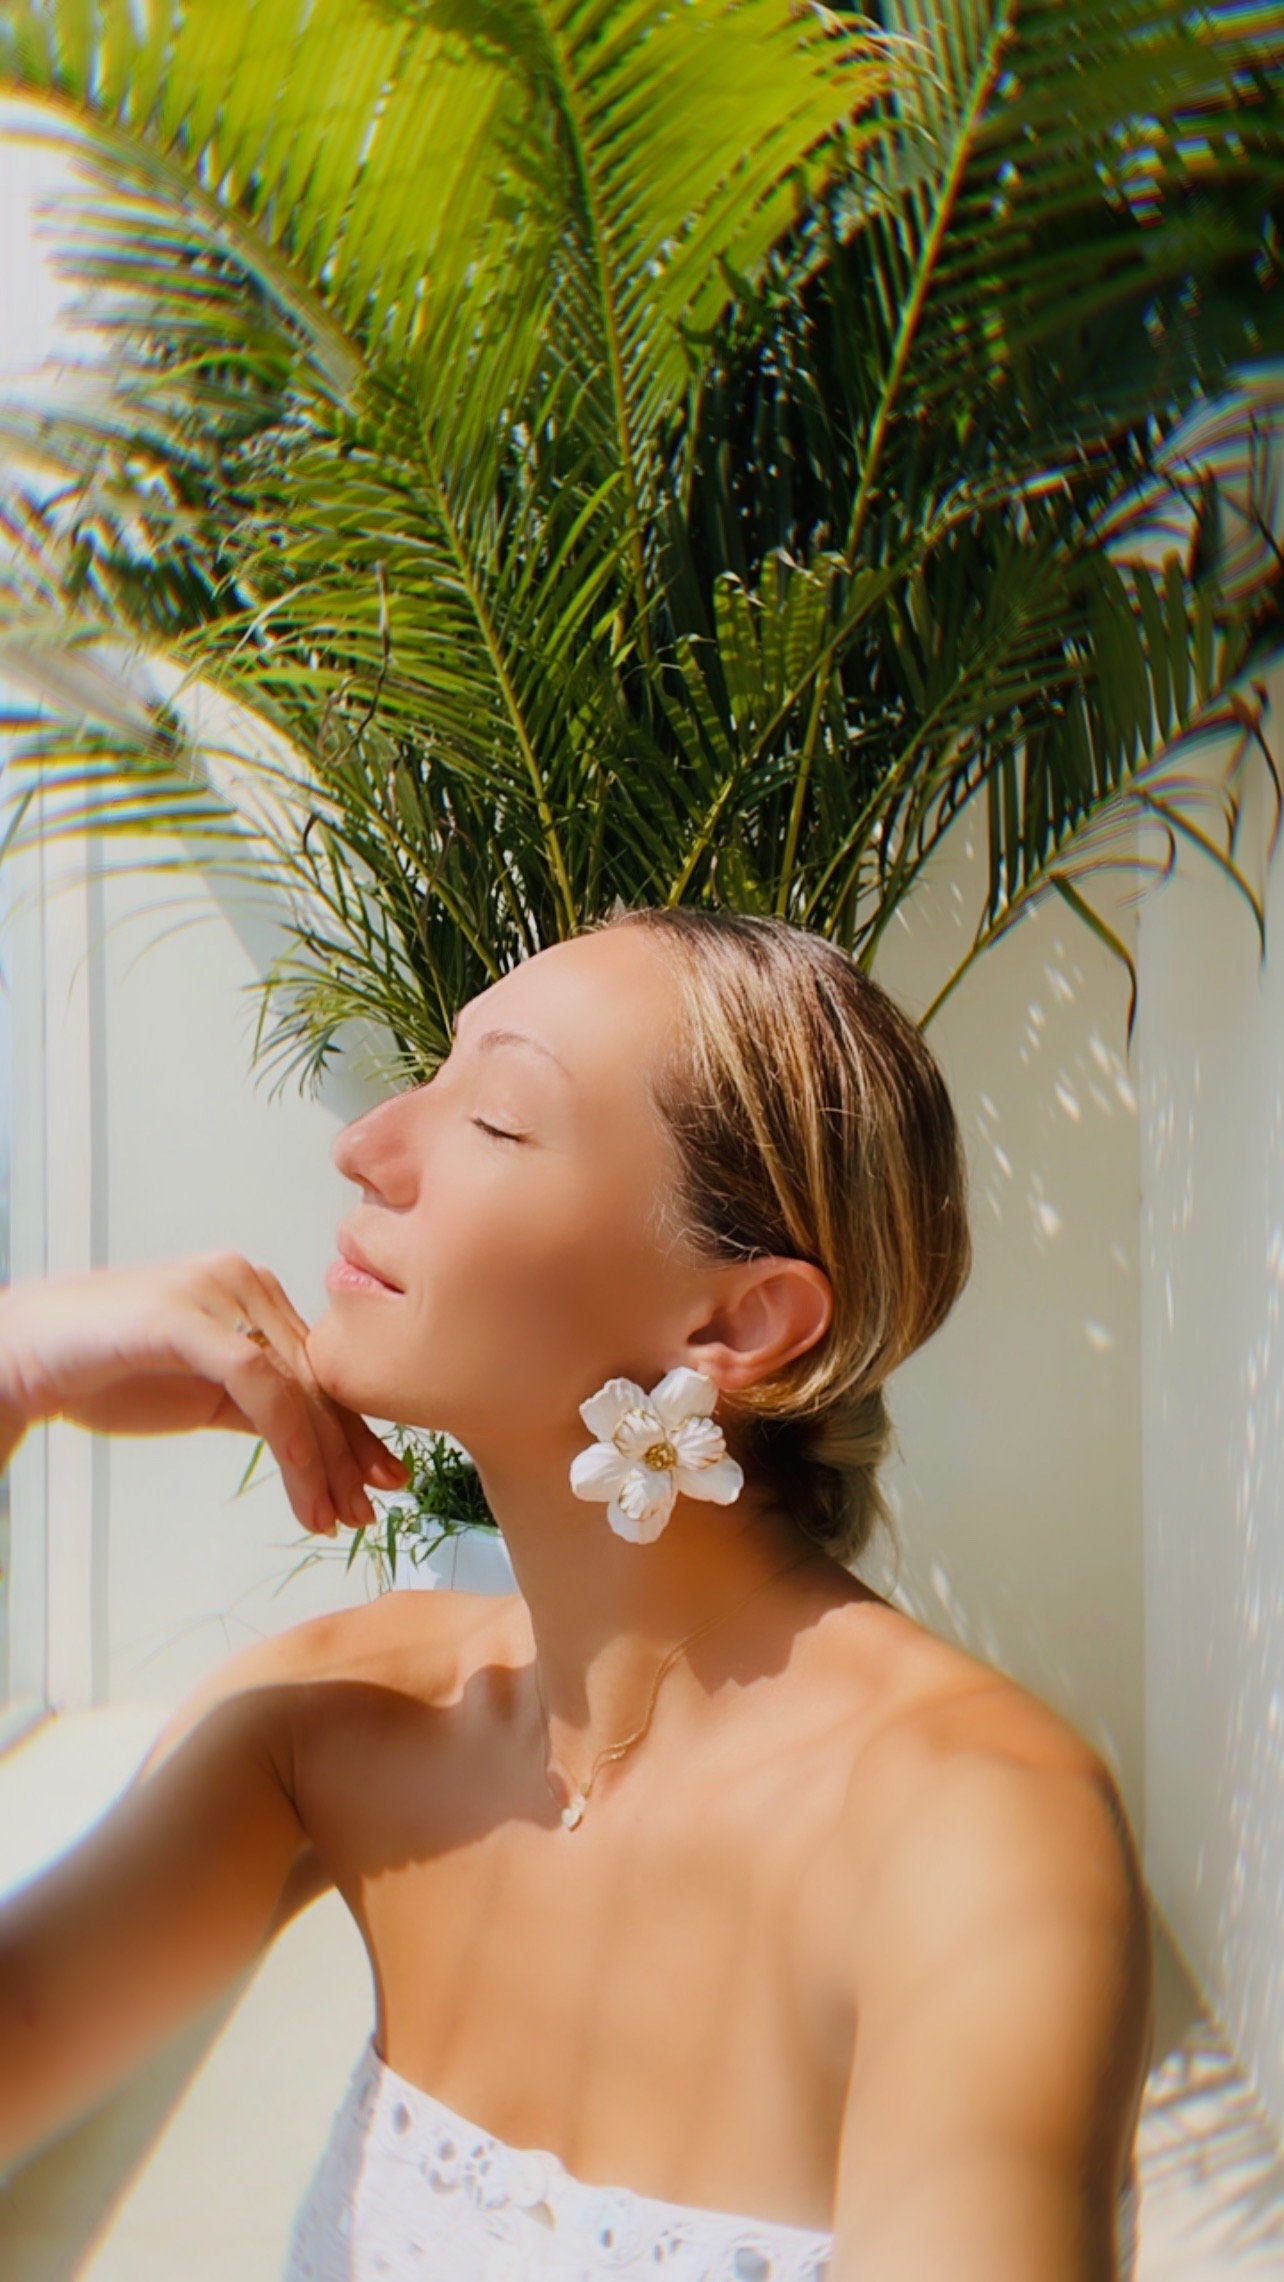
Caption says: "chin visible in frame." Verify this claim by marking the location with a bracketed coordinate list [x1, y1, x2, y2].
[306, 1315, 414, 1430]
[305, 1314, 364, 1406]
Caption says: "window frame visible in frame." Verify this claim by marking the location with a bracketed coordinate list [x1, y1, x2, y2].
[1, 773, 103, 1753]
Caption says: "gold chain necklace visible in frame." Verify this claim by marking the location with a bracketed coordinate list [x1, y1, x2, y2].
[534, 1545, 818, 1829]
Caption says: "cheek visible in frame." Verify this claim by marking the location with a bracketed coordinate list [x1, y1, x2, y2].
[427, 1163, 623, 1340]
[311, 1116, 679, 1430]
[417, 1149, 668, 1394]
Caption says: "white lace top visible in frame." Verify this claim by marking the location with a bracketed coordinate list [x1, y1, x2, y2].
[283, 2033, 1141, 2281]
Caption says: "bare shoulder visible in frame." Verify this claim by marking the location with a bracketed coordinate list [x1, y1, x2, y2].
[823, 1611, 1154, 2271]
[831, 1594, 1128, 1798]
[835, 1605, 1153, 2127]
[840, 1604, 1145, 1903]
[128, 1586, 523, 1941]
[234, 1583, 462, 1694]
[139, 1583, 511, 1780]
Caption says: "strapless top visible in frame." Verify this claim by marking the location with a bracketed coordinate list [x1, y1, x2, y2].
[282, 2032, 1141, 2280]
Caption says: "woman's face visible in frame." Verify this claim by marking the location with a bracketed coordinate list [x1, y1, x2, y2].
[306, 926, 708, 1462]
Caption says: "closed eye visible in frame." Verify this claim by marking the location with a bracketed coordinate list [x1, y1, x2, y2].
[471, 1117, 527, 1144]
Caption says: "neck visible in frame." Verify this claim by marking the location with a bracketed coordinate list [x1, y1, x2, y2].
[468, 1431, 824, 1793]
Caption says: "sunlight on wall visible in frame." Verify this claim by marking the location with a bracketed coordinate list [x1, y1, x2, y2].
[869, 810, 1145, 1825]
[1138, 684, 1284, 2144]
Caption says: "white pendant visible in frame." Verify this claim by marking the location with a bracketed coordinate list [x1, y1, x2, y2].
[561, 1793, 586, 1829]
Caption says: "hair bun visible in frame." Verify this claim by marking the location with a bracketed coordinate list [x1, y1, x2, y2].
[744, 1385, 896, 1564]
[801, 1384, 893, 1477]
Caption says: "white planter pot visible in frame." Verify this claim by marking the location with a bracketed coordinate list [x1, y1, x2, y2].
[393, 1527, 516, 1596]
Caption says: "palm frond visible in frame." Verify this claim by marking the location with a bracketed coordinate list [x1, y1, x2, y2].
[0, 0, 553, 441]
[1, 0, 1281, 1084]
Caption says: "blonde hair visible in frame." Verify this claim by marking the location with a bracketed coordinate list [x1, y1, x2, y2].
[601, 907, 973, 1567]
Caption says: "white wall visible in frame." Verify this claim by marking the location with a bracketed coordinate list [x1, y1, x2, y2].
[871, 813, 1146, 1829]
[1136, 661, 1284, 2143]
[82, 844, 391, 1706]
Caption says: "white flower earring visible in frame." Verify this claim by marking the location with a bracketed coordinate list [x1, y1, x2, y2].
[569, 1367, 745, 1543]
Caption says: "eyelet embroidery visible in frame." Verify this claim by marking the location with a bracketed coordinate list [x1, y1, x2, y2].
[284, 2038, 836, 2280]
[284, 2036, 1142, 2281]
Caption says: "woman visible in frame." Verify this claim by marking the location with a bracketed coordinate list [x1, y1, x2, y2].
[0, 907, 1151, 2279]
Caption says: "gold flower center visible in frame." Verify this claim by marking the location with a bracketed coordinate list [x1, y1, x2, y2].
[643, 1439, 677, 1472]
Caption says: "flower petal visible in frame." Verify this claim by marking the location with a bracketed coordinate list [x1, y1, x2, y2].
[569, 1442, 633, 1502]
[615, 1466, 670, 1523]
[674, 1454, 744, 1505]
[607, 1472, 677, 1543]
[670, 1415, 727, 1470]
[579, 1377, 649, 1441]
[613, 1404, 665, 1458]
[650, 1367, 718, 1430]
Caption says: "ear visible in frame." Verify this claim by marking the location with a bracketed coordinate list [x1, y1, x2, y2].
[682, 1257, 833, 1393]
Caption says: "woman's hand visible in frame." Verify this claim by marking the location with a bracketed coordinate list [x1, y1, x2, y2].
[0, 1254, 408, 1537]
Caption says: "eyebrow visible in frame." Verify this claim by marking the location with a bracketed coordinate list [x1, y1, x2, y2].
[453, 1014, 573, 1081]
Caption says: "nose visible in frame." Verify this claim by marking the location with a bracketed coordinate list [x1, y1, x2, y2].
[331, 1088, 422, 1199]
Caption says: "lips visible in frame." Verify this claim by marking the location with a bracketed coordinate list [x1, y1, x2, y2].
[335, 1230, 403, 1291]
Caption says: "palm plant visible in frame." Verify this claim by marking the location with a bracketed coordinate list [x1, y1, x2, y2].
[0, 0, 1280, 1094]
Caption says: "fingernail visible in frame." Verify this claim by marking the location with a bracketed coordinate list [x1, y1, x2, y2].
[349, 1488, 376, 1529]
[315, 1494, 338, 1536]
[369, 1453, 405, 1486]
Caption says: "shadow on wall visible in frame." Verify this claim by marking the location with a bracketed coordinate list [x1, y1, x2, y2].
[1139, 2024, 1284, 2277]
[1139, 1909, 1284, 2279]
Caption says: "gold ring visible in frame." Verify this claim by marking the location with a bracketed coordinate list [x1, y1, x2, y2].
[233, 1319, 272, 1347]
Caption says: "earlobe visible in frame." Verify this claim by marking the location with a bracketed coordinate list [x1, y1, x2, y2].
[686, 1257, 833, 1392]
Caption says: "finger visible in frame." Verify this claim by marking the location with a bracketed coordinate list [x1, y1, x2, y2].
[247, 1264, 314, 1349]
[363, 1442, 410, 1489]
[164, 1307, 343, 1537]
[250, 1264, 408, 1490]
[227, 1265, 387, 1531]
[330, 1407, 408, 1490]
[320, 1390, 407, 1486]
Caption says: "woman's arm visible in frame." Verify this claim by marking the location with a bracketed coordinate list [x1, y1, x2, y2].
[0, 1256, 403, 1528]
[0, 1258, 406, 2169]
[830, 1727, 1152, 2281]
[0, 1618, 335, 2173]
